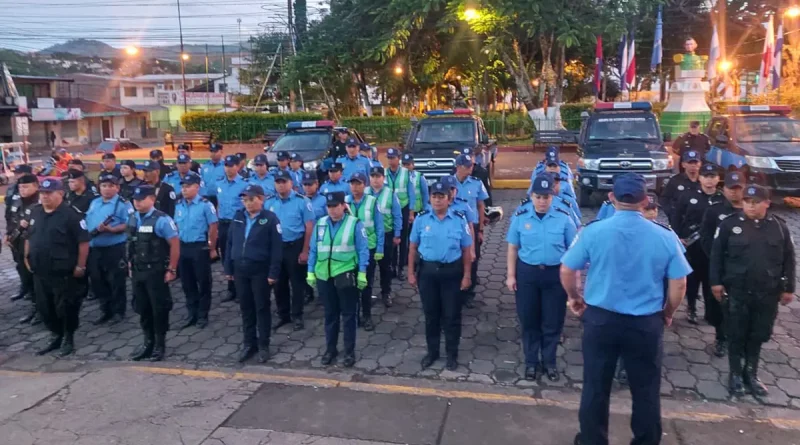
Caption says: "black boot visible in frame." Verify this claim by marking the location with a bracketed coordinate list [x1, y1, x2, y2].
[130, 334, 155, 361]
[36, 334, 63, 355]
[744, 345, 769, 397]
[10, 285, 25, 301]
[58, 331, 75, 357]
[149, 334, 166, 362]
[729, 373, 745, 397]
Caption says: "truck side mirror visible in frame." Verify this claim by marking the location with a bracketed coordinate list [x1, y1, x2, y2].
[480, 134, 489, 145]
[716, 134, 729, 145]
[663, 132, 672, 143]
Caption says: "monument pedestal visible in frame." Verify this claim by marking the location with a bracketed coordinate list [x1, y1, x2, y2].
[660, 69, 711, 135]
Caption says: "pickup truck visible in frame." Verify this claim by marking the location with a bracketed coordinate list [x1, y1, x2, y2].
[575, 101, 674, 206]
[705, 105, 800, 196]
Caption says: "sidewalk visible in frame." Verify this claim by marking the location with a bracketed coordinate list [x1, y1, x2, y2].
[0, 355, 799, 445]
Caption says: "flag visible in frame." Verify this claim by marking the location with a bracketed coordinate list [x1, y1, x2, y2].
[618, 33, 628, 91]
[773, 20, 784, 90]
[758, 16, 774, 93]
[708, 24, 720, 80]
[650, 6, 662, 71]
[624, 31, 636, 90]
[594, 36, 603, 96]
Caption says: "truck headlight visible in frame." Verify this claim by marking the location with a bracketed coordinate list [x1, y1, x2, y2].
[578, 158, 600, 170]
[304, 160, 320, 170]
[653, 158, 673, 170]
[744, 156, 778, 170]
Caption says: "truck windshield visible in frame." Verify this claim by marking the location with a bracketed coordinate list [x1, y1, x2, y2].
[588, 116, 659, 141]
[414, 121, 474, 146]
[269, 131, 331, 152]
[737, 118, 800, 143]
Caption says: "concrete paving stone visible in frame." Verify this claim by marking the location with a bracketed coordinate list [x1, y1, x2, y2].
[467, 373, 494, 384]
[776, 378, 800, 398]
[496, 327, 518, 342]
[666, 370, 697, 389]
[367, 333, 391, 346]
[663, 355, 690, 371]
[761, 349, 790, 364]
[756, 386, 791, 407]
[460, 325, 477, 339]
[679, 337, 708, 350]
[174, 341, 202, 355]
[384, 339, 409, 353]
[688, 364, 718, 381]
[563, 350, 583, 366]
[473, 345, 497, 360]
[565, 365, 583, 382]
[377, 353, 403, 368]
[468, 359, 495, 375]
[492, 369, 518, 384]
[766, 363, 800, 379]
[696, 380, 729, 401]
[203, 427, 401, 445]
[360, 345, 386, 359]
[685, 349, 711, 364]
[292, 347, 319, 362]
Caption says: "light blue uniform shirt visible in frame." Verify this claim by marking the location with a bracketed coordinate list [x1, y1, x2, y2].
[424, 197, 478, 224]
[454, 175, 488, 217]
[533, 160, 573, 180]
[85, 194, 134, 247]
[174, 195, 218, 243]
[370, 159, 383, 168]
[133, 208, 179, 240]
[410, 209, 473, 263]
[249, 172, 276, 197]
[553, 196, 582, 228]
[367, 186, 403, 237]
[320, 179, 350, 196]
[507, 203, 577, 266]
[308, 216, 370, 274]
[306, 193, 328, 220]
[336, 154, 372, 181]
[561, 210, 693, 316]
[215, 175, 249, 220]
[347, 194, 385, 255]
[288, 168, 305, 191]
[201, 160, 225, 197]
[245, 212, 259, 239]
[164, 170, 205, 197]
[264, 191, 315, 242]
[596, 201, 616, 220]
[386, 166, 416, 209]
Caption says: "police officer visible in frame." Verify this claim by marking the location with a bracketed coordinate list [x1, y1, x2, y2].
[86, 174, 133, 325]
[507, 173, 577, 381]
[176, 144, 201, 173]
[463, 146, 494, 207]
[360, 143, 382, 168]
[367, 166, 402, 307]
[408, 181, 473, 371]
[141, 160, 177, 217]
[660, 150, 702, 223]
[224, 184, 282, 363]
[302, 171, 327, 220]
[710, 184, 795, 397]
[119, 160, 143, 201]
[276, 151, 291, 173]
[6, 174, 38, 318]
[201, 143, 225, 207]
[288, 152, 306, 189]
[236, 152, 253, 179]
[330, 129, 350, 160]
[65, 169, 99, 214]
[5, 164, 32, 209]
[99, 152, 123, 179]
[336, 137, 371, 182]
[532, 149, 578, 203]
[700, 171, 745, 258]
[248, 153, 275, 196]
[175, 172, 218, 329]
[453, 154, 488, 307]
[673, 163, 724, 326]
[550, 174, 582, 228]
[216, 154, 249, 302]
[403, 153, 429, 216]
[318, 162, 349, 196]
[66, 159, 98, 194]
[127, 185, 180, 362]
[150, 149, 173, 180]
[385, 147, 416, 279]
[163, 153, 197, 197]
[561, 173, 692, 445]
[596, 195, 616, 220]
[26, 179, 90, 357]
[672, 121, 710, 172]
[307, 191, 370, 367]
[266, 170, 315, 330]
[346, 172, 385, 331]
[533, 145, 573, 181]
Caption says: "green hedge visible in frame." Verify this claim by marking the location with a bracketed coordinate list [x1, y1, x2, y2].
[339, 116, 413, 144]
[181, 112, 323, 141]
[559, 103, 593, 130]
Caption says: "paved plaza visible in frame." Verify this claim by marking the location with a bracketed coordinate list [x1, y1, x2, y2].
[2, 190, 800, 409]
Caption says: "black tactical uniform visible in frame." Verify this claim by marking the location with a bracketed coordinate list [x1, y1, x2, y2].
[701, 200, 742, 257]
[26, 186, 90, 357]
[710, 189, 795, 397]
[153, 180, 177, 217]
[673, 132, 710, 161]
[120, 176, 144, 201]
[6, 180, 38, 307]
[659, 172, 701, 224]
[65, 182, 100, 214]
[330, 133, 349, 160]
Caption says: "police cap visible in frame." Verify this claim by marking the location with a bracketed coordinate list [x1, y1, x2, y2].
[430, 181, 449, 196]
[142, 160, 160, 172]
[302, 171, 318, 184]
[180, 172, 202, 185]
[743, 184, 769, 202]
[359, 142, 372, 152]
[276, 151, 290, 161]
[681, 150, 701, 163]
[121, 160, 137, 169]
[68, 159, 84, 167]
[132, 185, 156, 200]
[328, 162, 343, 172]
[177, 143, 190, 152]
[346, 138, 359, 147]
[253, 154, 268, 165]
[369, 166, 385, 176]
[530, 173, 555, 195]
[545, 150, 559, 166]
[66, 169, 85, 179]
[224, 155, 239, 167]
[401, 153, 414, 164]
[455, 154, 474, 167]
[349, 172, 367, 184]
[612, 172, 647, 203]
[326, 191, 346, 206]
[441, 175, 457, 189]
[13, 164, 32, 174]
[18, 173, 38, 184]
[274, 170, 292, 182]
[236, 152, 247, 160]
[101, 152, 116, 160]
[39, 178, 63, 192]
[239, 184, 265, 197]
[149, 149, 163, 159]
[700, 163, 719, 176]
[210, 143, 223, 152]
[725, 171, 745, 188]
[386, 148, 400, 158]
[98, 173, 119, 185]
[290, 152, 303, 162]
[177, 153, 192, 164]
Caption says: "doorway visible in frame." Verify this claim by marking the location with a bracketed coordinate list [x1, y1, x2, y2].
[102, 119, 111, 139]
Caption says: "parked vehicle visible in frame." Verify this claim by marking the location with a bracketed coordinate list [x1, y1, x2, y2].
[95, 138, 140, 154]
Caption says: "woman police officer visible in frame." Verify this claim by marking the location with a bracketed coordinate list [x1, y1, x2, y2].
[506, 173, 578, 381]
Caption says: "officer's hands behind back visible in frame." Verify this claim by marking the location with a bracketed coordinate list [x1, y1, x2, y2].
[781, 292, 794, 306]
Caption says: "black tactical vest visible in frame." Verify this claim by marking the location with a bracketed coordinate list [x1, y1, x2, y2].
[127, 210, 170, 270]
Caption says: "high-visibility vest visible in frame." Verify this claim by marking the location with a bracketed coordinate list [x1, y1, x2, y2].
[368, 186, 394, 233]
[347, 194, 378, 250]
[313, 215, 359, 280]
[387, 167, 410, 208]
[410, 171, 423, 212]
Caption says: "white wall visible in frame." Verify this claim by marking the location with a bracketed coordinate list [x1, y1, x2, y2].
[112, 116, 127, 138]
[119, 83, 159, 107]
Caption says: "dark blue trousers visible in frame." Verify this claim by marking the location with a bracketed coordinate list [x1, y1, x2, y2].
[419, 260, 463, 358]
[579, 306, 664, 445]
[318, 275, 359, 355]
[514, 262, 567, 368]
[179, 242, 212, 320]
[234, 261, 272, 349]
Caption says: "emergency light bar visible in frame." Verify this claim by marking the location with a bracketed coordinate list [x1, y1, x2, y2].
[286, 120, 336, 129]
[594, 102, 652, 111]
[425, 109, 474, 116]
[727, 105, 791, 115]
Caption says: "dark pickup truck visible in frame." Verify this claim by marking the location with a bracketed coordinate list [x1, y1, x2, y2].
[575, 102, 674, 206]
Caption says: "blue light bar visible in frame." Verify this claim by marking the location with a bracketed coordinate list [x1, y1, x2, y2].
[286, 120, 335, 129]
[425, 109, 473, 116]
[595, 101, 652, 111]
[727, 105, 790, 115]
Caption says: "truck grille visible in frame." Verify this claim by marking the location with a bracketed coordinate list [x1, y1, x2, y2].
[414, 158, 456, 184]
[775, 158, 800, 172]
[598, 159, 653, 172]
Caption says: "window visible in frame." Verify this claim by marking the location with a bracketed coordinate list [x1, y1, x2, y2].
[124, 87, 138, 97]
[166, 84, 174, 91]
[218, 83, 228, 93]
[707, 119, 725, 140]
[110, 88, 120, 98]
[143, 87, 155, 98]
[156, 83, 165, 90]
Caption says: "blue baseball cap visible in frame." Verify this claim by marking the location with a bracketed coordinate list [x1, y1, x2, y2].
[98, 173, 119, 185]
[441, 175, 457, 189]
[224, 155, 239, 166]
[149, 149, 163, 159]
[236, 152, 247, 161]
[274, 170, 292, 182]
[401, 153, 414, 164]
[177, 153, 191, 164]
[359, 143, 372, 152]
[682, 150, 701, 163]
[132, 185, 156, 200]
[430, 181, 449, 195]
[455, 154, 474, 167]
[290, 152, 303, 162]
[253, 154, 268, 165]
[326, 191, 346, 205]
[546, 145, 559, 155]
[545, 150, 559, 166]
[369, 166, 385, 176]
[725, 171, 745, 188]
[210, 143, 223, 152]
[142, 160, 160, 172]
[349, 171, 367, 183]
[239, 184, 265, 197]
[386, 148, 400, 158]
[39, 178, 63, 192]
[530, 173, 555, 195]
[329, 162, 343, 171]
[700, 163, 718, 176]
[346, 137, 359, 147]
[744, 184, 769, 201]
[461, 147, 474, 156]
[302, 171, 318, 184]
[277, 151, 290, 161]
[612, 172, 648, 203]
[180, 172, 202, 185]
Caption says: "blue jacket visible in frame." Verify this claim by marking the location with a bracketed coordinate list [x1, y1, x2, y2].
[224, 208, 283, 280]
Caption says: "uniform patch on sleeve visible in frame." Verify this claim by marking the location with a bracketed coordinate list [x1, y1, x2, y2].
[80, 220, 87, 230]
[714, 227, 720, 239]
[169, 220, 177, 231]
[169, 191, 177, 200]
[277, 223, 283, 234]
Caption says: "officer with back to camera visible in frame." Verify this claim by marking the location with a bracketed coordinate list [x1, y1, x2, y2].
[225, 184, 283, 363]
[216, 154, 249, 302]
[710, 184, 795, 398]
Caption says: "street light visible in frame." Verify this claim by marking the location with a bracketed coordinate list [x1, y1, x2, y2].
[464, 8, 479, 21]
[785, 6, 800, 18]
[394, 66, 403, 75]
[125, 46, 139, 56]
[181, 53, 190, 61]
[718, 59, 733, 73]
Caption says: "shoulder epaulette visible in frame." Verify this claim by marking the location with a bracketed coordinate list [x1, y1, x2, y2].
[453, 210, 466, 219]
[417, 210, 429, 217]
[553, 207, 570, 217]
[515, 207, 529, 217]
[773, 213, 787, 224]
[469, 175, 479, 181]
[603, 200, 611, 206]
[651, 220, 672, 231]
[585, 218, 602, 227]
[556, 196, 572, 208]
[519, 197, 531, 205]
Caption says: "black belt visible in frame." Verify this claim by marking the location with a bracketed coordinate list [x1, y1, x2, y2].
[420, 259, 460, 269]
[283, 238, 303, 246]
[219, 219, 232, 224]
[520, 261, 560, 270]
[180, 241, 207, 246]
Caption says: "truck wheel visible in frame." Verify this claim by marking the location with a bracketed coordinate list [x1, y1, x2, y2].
[577, 185, 593, 208]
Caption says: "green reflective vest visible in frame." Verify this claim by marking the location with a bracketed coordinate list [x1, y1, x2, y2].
[348, 194, 377, 249]
[387, 166, 410, 208]
[368, 186, 394, 233]
[314, 215, 359, 280]
[410, 171, 423, 212]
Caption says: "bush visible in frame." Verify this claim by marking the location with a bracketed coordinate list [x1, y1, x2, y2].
[339, 116, 413, 144]
[480, 112, 535, 139]
[181, 112, 323, 142]
[559, 103, 593, 130]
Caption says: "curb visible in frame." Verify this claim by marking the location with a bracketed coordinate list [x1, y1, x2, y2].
[493, 179, 529, 189]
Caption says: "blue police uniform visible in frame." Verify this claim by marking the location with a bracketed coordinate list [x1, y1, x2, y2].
[370, 159, 382, 168]
[249, 172, 276, 196]
[175, 192, 218, 325]
[225, 186, 283, 361]
[215, 168, 249, 300]
[346, 188, 385, 327]
[201, 158, 225, 203]
[336, 154, 371, 181]
[306, 192, 327, 220]
[320, 178, 350, 196]
[596, 200, 616, 220]
[561, 174, 692, 445]
[85, 192, 134, 321]
[410, 185, 473, 369]
[533, 160, 573, 180]
[265, 188, 315, 326]
[426, 197, 478, 224]
[288, 168, 305, 191]
[454, 170, 488, 298]
[507, 176, 577, 377]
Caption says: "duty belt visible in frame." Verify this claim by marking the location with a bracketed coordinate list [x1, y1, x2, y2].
[420, 259, 460, 269]
[219, 219, 233, 224]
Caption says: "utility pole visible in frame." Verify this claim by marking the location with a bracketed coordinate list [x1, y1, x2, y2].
[177, 0, 188, 114]
[287, 0, 297, 112]
[237, 18, 243, 97]
[205, 44, 210, 111]
[222, 36, 228, 107]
